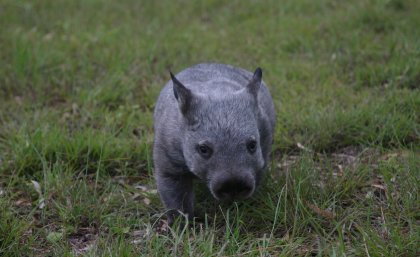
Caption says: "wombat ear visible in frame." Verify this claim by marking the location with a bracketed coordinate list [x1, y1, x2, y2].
[247, 67, 262, 98]
[170, 72, 192, 114]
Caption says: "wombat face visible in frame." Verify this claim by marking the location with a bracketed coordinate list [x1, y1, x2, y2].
[183, 102, 265, 201]
[170, 70, 265, 201]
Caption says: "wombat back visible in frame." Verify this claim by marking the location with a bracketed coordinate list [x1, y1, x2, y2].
[154, 63, 275, 128]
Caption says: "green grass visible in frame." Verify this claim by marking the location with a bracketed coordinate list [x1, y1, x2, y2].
[0, 0, 419, 255]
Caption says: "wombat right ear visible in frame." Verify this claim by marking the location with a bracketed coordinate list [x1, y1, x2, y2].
[170, 72, 192, 114]
[247, 67, 262, 98]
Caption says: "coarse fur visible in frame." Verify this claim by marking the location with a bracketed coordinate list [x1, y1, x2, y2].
[153, 63, 275, 225]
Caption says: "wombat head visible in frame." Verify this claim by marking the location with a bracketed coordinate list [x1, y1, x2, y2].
[170, 68, 266, 202]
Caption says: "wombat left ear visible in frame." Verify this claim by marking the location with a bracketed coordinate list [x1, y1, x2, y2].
[170, 72, 192, 114]
[247, 67, 262, 98]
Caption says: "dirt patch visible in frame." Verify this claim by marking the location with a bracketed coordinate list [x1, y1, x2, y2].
[68, 227, 99, 255]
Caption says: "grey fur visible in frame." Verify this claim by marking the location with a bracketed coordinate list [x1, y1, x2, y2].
[153, 63, 276, 225]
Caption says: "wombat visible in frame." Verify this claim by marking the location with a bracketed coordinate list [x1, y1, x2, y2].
[153, 63, 275, 225]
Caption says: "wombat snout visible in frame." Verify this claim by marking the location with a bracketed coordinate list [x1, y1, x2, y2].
[213, 178, 254, 201]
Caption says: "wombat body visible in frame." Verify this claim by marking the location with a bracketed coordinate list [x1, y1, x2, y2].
[153, 63, 275, 224]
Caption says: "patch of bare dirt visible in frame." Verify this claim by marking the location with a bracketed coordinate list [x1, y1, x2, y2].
[68, 227, 99, 255]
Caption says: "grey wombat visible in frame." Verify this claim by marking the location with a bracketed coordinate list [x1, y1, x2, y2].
[153, 63, 275, 225]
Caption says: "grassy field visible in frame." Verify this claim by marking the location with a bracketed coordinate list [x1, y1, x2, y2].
[1, 0, 419, 256]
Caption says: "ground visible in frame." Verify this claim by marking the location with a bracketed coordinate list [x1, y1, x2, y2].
[0, 0, 419, 256]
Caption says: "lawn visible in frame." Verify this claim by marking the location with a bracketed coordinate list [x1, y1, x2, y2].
[0, 0, 419, 256]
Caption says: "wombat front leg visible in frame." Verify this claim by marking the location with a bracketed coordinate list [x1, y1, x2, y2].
[156, 172, 194, 226]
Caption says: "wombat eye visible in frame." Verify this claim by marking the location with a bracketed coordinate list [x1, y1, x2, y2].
[247, 140, 257, 153]
[197, 144, 213, 158]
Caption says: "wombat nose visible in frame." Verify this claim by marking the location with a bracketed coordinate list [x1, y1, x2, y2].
[215, 179, 253, 201]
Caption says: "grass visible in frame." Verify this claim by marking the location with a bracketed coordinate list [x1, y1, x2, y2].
[0, 0, 419, 255]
